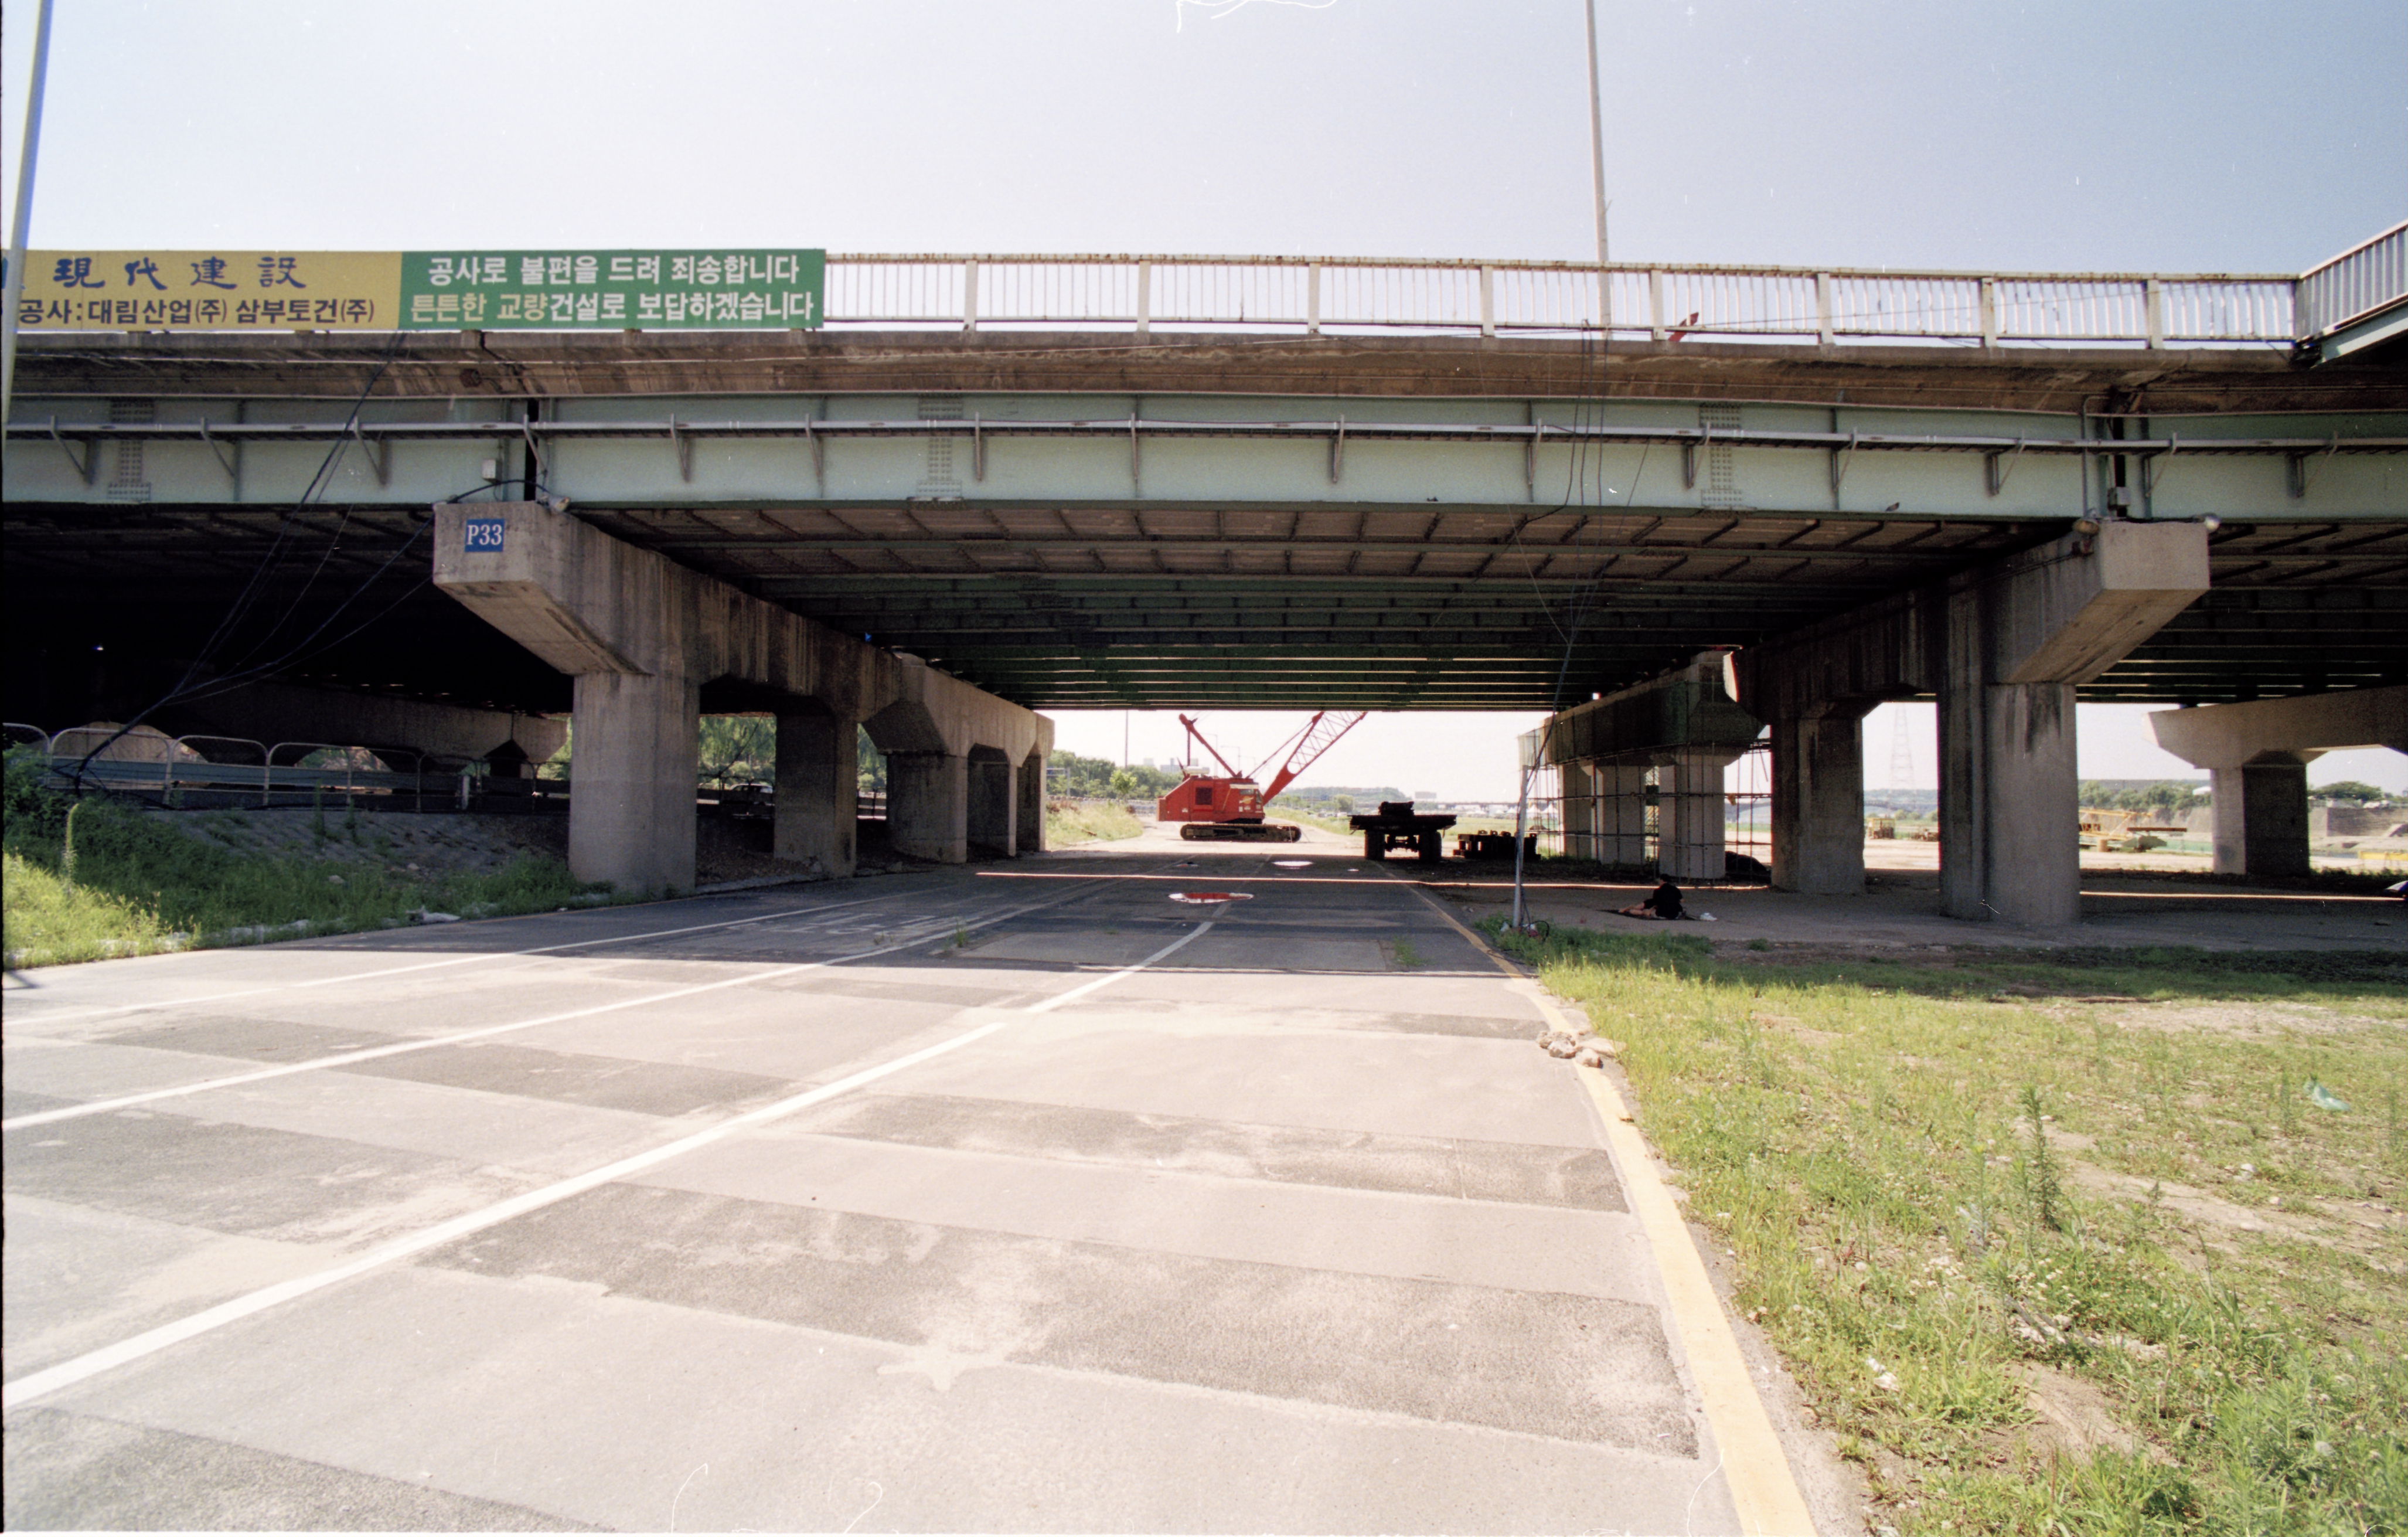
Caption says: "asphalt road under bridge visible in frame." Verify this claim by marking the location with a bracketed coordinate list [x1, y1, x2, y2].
[2, 834, 1828, 1533]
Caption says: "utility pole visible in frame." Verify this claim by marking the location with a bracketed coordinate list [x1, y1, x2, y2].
[1, 0, 60, 423]
[1583, 0, 1611, 325]
[1510, 0, 1612, 933]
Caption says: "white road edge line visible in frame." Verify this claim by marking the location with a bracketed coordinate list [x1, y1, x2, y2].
[1, 887, 1094, 1133]
[2, 892, 909, 1026]
[1, 920, 1215, 1410]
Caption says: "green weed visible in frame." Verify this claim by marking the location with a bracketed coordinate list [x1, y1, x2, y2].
[1045, 801, 1145, 846]
[1477, 915, 2408, 1535]
[4, 749, 618, 966]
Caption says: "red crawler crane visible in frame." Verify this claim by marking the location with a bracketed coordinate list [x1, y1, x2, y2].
[1155, 711, 1367, 842]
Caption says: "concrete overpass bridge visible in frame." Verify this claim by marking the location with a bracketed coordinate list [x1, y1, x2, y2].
[6, 244, 2404, 908]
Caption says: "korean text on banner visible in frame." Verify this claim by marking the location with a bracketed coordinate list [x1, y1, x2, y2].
[16, 252, 402, 331]
[399, 250, 825, 331]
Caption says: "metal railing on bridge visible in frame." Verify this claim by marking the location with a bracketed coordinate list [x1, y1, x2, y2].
[829, 253, 2303, 349]
[2295, 220, 2407, 360]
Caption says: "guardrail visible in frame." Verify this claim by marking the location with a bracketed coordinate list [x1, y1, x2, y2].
[5, 725, 572, 812]
[825, 253, 2299, 349]
[2297, 220, 2407, 340]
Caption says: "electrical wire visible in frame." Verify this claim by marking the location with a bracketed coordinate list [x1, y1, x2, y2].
[61, 334, 417, 787]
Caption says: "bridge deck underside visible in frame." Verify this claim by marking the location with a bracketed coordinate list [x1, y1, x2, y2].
[7, 332, 2403, 718]
[6, 501, 2402, 713]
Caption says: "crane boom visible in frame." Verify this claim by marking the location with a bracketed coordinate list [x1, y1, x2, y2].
[1261, 710, 1367, 802]
[1177, 714, 1244, 779]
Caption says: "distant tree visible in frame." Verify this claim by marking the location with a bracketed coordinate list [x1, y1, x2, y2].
[857, 727, 885, 795]
[697, 716, 775, 787]
[1108, 767, 1140, 798]
[2310, 780, 2387, 805]
[2079, 780, 2209, 814]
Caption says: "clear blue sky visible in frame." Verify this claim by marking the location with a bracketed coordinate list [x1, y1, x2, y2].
[8, 1, 2402, 794]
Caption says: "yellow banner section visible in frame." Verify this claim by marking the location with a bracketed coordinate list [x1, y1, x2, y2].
[16, 251, 401, 331]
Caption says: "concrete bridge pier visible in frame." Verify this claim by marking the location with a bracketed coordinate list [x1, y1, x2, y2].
[1558, 763, 1595, 861]
[2149, 685, 2407, 876]
[2212, 759, 2315, 877]
[568, 672, 703, 893]
[434, 502, 1051, 895]
[1769, 709, 1874, 895]
[1557, 763, 1653, 867]
[1937, 530, 2208, 924]
[1939, 675, 2081, 924]
[886, 752, 970, 864]
[881, 746, 1045, 863]
[1595, 766, 1649, 866]
[1736, 520, 2209, 924]
[1658, 747, 1747, 882]
[775, 709, 859, 877]
[1018, 748, 1047, 855]
[968, 747, 1019, 856]
[1527, 652, 1764, 880]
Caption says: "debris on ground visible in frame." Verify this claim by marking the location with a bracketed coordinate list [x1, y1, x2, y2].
[1537, 1029, 1615, 1067]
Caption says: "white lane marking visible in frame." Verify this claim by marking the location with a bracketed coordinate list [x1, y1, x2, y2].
[1026, 920, 1213, 1014]
[2, 892, 911, 1027]
[0, 920, 1214, 1410]
[0, 889, 1098, 1133]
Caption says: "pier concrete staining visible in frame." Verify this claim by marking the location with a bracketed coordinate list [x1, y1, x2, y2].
[433, 501, 1048, 893]
[1535, 521, 2216, 926]
[2151, 685, 2408, 876]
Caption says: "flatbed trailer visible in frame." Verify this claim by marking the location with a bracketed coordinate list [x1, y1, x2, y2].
[1348, 801, 1457, 863]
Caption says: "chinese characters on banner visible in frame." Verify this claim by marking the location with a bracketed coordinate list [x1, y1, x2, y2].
[14, 252, 402, 331]
[400, 250, 825, 330]
[13, 249, 826, 332]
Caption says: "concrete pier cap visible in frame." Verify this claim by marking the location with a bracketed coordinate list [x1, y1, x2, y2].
[432, 501, 1051, 894]
[1732, 519, 2209, 923]
[2149, 685, 2407, 876]
[1530, 651, 1766, 882]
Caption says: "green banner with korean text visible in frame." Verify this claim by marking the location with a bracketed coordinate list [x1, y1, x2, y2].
[399, 249, 823, 331]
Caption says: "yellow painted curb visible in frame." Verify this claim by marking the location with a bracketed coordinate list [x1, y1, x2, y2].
[1577, 1063, 1818, 1536]
[1399, 879, 1817, 1536]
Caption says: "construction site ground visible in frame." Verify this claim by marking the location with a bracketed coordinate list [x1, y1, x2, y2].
[1424, 838, 2404, 953]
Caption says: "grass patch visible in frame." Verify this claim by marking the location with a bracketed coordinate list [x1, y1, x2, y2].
[5, 750, 616, 967]
[1045, 800, 1144, 846]
[1480, 916, 2408, 1535]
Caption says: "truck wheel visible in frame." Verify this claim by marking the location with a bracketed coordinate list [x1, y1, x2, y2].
[1418, 832, 1442, 862]
[1364, 832, 1385, 861]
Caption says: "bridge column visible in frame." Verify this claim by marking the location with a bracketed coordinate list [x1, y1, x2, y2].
[1660, 749, 1742, 882]
[1770, 709, 1873, 895]
[1559, 763, 1595, 859]
[968, 749, 1017, 855]
[434, 502, 1051, 895]
[569, 672, 700, 893]
[1527, 654, 1762, 880]
[1738, 521, 2208, 927]
[888, 752, 970, 863]
[1597, 766, 1649, 866]
[1939, 662, 2080, 924]
[2148, 686, 2406, 877]
[1018, 750, 1049, 853]
[774, 710, 858, 878]
[2211, 760, 2314, 876]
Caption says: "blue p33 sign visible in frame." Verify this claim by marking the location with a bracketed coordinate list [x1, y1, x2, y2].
[464, 518, 506, 552]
